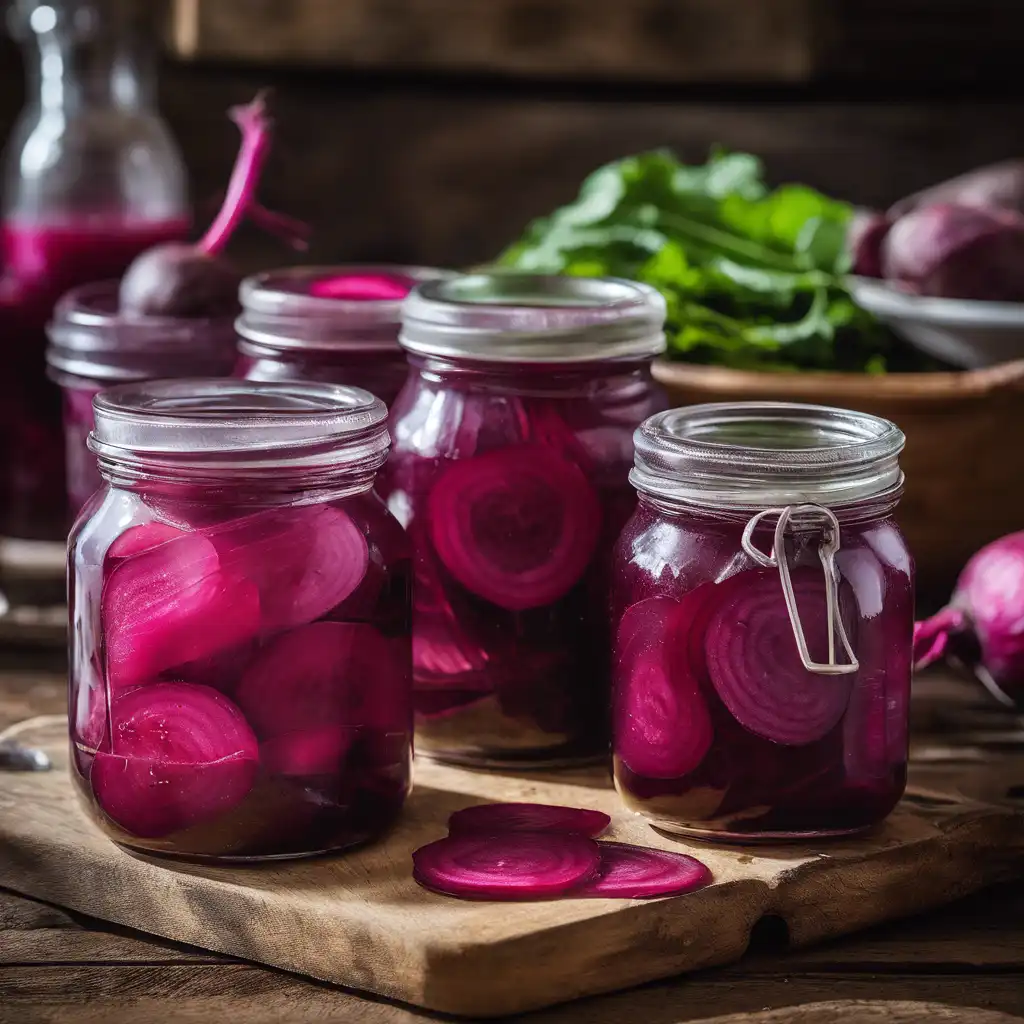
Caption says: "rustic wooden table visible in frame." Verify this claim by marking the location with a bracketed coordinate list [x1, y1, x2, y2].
[1, 655, 1022, 1024]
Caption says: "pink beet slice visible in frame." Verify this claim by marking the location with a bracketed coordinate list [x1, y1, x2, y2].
[448, 803, 610, 838]
[704, 568, 854, 746]
[210, 505, 369, 631]
[235, 621, 409, 737]
[575, 842, 712, 899]
[92, 682, 258, 838]
[107, 521, 185, 561]
[412, 832, 601, 901]
[427, 445, 601, 611]
[103, 532, 261, 690]
[260, 725, 353, 777]
[309, 273, 415, 301]
[615, 593, 713, 779]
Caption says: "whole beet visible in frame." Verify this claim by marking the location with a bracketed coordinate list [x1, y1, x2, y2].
[847, 209, 891, 278]
[890, 159, 1024, 219]
[881, 202, 1024, 302]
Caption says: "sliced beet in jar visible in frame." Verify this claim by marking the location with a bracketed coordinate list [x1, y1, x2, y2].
[68, 378, 412, 860]
[383, 273, 668, 767]
[611, 402, 913, 841]
[234, 264, 453, 406]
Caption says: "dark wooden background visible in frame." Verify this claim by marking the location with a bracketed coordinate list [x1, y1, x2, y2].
[1, 2, 1024, 273]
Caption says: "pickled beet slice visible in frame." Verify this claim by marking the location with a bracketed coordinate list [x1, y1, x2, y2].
[210, 505, 368, 631]
[92, 683, 259, 838]
[427, 445, 601, 611]
[574, 842, 712, 899]
[103, 533, 261, 690]
[235, 621, 409, 737]
[705, 568, 855, 747]
[448, 803, 610, 838]
[412, 832, 601, 901]
[260, 726, 353, 777]
[615, 593, 713, 779]
[107, 521, 184, 561]
[308, 273, 415, 301]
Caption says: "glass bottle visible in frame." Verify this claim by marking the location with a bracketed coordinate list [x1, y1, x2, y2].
[0, 0, 189, 541]
[611, 402, 914, 841]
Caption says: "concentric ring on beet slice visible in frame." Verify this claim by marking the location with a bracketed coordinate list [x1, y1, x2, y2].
[426, 445, 601, 611]
[615, 592, 713, 779]
[209, 504, 369, 631]
[412, 832, 601, 901]
[448, 802, 610, 838]
[102, 532, 261, 690]
[574, 842, 712, 899]
[92, 682, 259, 839]
[704, 568, 855, 747]
[235, 621, 410, 737]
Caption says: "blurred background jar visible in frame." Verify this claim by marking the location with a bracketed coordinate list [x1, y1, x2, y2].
[46, 280, 237, 516]
[234, 265, 453, 406]
[0, 0, 188, 542]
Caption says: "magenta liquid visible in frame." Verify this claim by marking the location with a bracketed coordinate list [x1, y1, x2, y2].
[69, 489, 412, 860]
[0, 216, 189, 539]
[611, 503, 913, 840]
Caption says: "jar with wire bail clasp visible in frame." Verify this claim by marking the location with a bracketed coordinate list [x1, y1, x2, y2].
[68, 379, 412, 861]
[611, 402, 913, 841]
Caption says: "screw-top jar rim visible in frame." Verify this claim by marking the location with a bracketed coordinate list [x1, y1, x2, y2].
[630, 401, 905, 511]
[88, 379, 390, 481]
[399, 272, 667, 364]
[46, 280, 237, 384]
[236, 264, 455, 356]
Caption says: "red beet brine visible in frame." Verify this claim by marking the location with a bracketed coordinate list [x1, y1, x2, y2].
[235, 265, 453, 406]
[68, 380, 412, 860]
[612, 403, 913, 841]
[382, 273, 668, 767]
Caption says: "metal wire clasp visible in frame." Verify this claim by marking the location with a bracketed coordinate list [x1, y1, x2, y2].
[740, 504, 859, 676]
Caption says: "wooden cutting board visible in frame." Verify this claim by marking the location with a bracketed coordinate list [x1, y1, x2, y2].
[0, 719, 1021, 1018]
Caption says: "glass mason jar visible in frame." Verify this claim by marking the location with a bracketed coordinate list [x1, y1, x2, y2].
[383, 273, 668, 768]
[235, 265, 453, 406]
[1, 0, 188, 541]
[68, 379, 412, 861]
[611, 402, 913, 841]
[46, 281, 238, 516]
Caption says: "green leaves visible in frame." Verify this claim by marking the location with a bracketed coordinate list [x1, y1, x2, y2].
[496, 149, 904, 372]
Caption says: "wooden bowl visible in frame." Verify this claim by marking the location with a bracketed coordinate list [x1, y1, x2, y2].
[651, 358, 1024, 599]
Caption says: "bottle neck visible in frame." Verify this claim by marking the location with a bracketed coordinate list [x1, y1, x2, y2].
[23, 23, 155, 114]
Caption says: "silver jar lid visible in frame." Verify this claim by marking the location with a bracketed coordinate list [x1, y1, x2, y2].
[236, 264, 454, 355]
[631, 402, 905, 509]
[399, 273, 667, 363]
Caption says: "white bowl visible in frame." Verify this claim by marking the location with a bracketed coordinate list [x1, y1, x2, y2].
[848, 275, 1024, 368]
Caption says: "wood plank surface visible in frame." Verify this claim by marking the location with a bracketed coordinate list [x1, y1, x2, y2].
[2, 670, 1024, 1021]
[168, 0, 821, 83]
[0, 712, 1021, 1017]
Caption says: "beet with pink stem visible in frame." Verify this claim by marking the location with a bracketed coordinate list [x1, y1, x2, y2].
[412, 832, 601, 901]
[913, 531, 1024, 706]
[119, 91, 306, 318]
[573, 842, 712, 899]
[448, 802, 610, 838]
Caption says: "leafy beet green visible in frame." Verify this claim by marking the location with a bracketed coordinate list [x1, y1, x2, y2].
[497, 149, 921, 373]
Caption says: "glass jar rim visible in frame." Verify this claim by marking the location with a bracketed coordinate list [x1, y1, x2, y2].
[45, 280, 237, 383]
[399, 272, 667, 364]
[236, 264, 455, 355]
[88, 378, 389, 472]
[630, 401, 905, 509]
